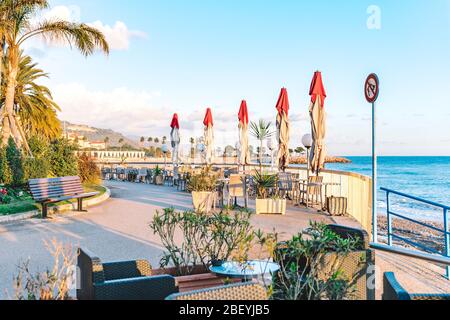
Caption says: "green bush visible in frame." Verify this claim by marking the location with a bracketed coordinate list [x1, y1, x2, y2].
[23, 136, 51, 180]
[0, 147, 12, 185]
[78, 153, 100, 184]
[6, 138, 24, 186]
[49, 139, 78, 177]
[23, 158, 51, 180]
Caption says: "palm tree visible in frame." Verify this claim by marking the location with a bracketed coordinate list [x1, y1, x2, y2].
[104, 137, 110, 149]
[250, 120, 274, 172]
[147, 137, 153, 147]
[1, 52, 61, 140]
[140, 136, 145, 150]
[0, 0, 109, 153]
[154, 138, 160, 144]
[190, 137, 195, 159]
[118, 138, 124, 152]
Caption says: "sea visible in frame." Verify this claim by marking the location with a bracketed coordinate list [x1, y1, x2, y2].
[326, 157, 450, 223]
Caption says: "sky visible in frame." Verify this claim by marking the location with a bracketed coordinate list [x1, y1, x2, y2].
[24, 0, 450, 156]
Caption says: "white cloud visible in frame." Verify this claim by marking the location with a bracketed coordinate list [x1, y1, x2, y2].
[87, 21, 147, 51]
[43, 5, 81, 22]
[53, 83, 168, 136]
[37, 5, 146, 51]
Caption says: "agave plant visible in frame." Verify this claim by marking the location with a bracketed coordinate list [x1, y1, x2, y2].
[252, 171, 277, 199]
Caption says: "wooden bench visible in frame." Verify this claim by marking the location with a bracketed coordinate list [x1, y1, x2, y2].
[28, 176, 100, 218]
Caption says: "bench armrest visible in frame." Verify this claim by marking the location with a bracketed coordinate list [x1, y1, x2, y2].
[382, 272, 411, 300]
[94, 275, 178, 300]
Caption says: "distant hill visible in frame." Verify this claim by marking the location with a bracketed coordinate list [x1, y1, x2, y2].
[61, 121, 139, 148]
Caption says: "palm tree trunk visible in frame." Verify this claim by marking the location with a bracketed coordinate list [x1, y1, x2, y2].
[2, 47, 22, 147]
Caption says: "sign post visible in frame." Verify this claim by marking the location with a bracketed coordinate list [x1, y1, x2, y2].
[365, 74, 380, 243]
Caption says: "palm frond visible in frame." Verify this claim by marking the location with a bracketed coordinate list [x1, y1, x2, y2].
[19, 20, 110, 56]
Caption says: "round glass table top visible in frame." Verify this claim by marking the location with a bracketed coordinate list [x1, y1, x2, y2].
[209, 260, 280, 279]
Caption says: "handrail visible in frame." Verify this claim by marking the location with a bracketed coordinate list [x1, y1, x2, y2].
[380, 187, 450, 210]
[370, 243, 450, 266]
[380, 188, 450, 279]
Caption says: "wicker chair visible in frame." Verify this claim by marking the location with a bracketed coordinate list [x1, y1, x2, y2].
[166, 282, 268, 301]
[77, 248, 178, 300]
[383, 272, 450, 300]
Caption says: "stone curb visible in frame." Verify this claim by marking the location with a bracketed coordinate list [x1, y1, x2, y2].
[0, 186, 111, 224]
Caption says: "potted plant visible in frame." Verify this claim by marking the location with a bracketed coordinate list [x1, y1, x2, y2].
[149, 208, 256, 291]
[253, 171, 286, 215]
[272, 222, 371, 300]
[186, 166, 218, 213]
[153, 165, 164, 185]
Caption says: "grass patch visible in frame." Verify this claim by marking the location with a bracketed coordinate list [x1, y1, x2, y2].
[0, 184, 108, 217]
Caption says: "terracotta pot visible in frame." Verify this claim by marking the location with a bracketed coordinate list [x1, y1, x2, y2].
[152, 266, 240, 293]
[192, 191, 215, 213]
[154, 175, 164, 185]
[255, 199, 287, 215]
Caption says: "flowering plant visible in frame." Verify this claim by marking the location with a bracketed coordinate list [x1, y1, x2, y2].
[0, 188, 7, 196]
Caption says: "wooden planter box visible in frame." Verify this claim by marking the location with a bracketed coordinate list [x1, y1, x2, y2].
[256, 199, 287, 215]
[192, 191, 215, 213]
[152, 265, 240, 293]
[154, 175, 164, 185]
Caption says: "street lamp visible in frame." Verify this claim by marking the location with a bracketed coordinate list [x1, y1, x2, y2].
[267, 138, 276, 172]
[302, 134, 313, 180]
[197, 143, 206, 165]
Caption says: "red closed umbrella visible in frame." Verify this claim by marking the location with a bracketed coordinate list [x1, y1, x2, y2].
[203, 108, 215, 164]
[238, 100, 250, 166]
[170, 113, 181, 165]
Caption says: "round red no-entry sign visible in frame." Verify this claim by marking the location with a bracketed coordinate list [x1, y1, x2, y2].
[365, 73, 380, 103]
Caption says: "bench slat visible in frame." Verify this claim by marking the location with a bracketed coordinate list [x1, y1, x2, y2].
[28, 176, 81, 185]
[30, 186, 84, 195]
[46, 192, 99, 203]
[29, 183, 83, 191]
[33, 191, 83, 200]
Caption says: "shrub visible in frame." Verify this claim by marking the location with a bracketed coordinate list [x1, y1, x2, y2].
[23, 158, 51, 180]
[49, 139, 78, 177]
[0, 147, 12, 185]
[272, 222, 362, 300]
[78, 153, 100, 184]
[6, 138, 24, 186]
[186, 166, 218, 192]
[11, 239, 76, 300]
[150, 208, 256, 276]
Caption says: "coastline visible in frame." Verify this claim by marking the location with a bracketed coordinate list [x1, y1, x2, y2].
[290, 156, 352, 165]
[377, 216, 444, 253]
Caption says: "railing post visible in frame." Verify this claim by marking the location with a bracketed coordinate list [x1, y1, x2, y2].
[386, 191, 393, 246]
[444, 208, 449, 280]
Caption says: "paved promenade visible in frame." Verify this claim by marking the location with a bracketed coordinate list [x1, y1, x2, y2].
[0, 180, 448, 299]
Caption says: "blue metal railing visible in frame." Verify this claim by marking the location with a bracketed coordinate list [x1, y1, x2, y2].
[380, 188, 450, 279]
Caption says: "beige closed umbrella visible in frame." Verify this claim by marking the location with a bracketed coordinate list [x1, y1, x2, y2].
[238, 100, 251, 168]
[170, 113, 181, 166]
[203, 108, 215, 165]
[276, 88, 290, 172]
[309, 71, 327, 174]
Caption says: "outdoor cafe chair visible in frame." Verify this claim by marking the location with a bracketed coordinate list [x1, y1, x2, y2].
[382, 272, 450, 300]
[77, 248, 178, 300]
[278, 172, 296, 201]
[165, 282, 267, 301]
[227, 174, 248, 208]
[136, 168, 148, 183]
[298, 176, 324, 208]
